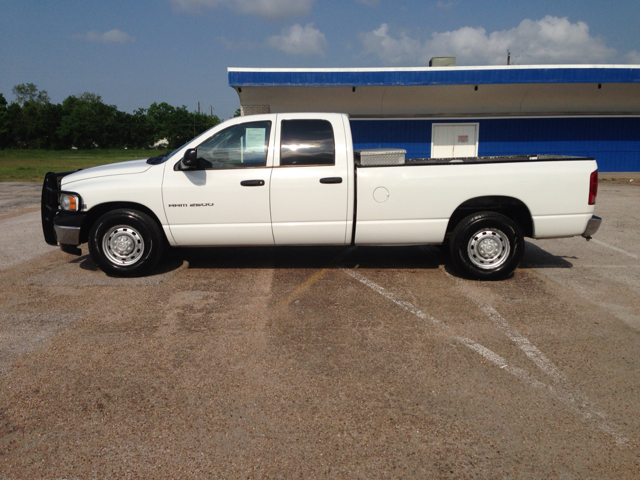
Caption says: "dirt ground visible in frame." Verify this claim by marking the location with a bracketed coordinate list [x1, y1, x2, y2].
[0, 182, 639, 478]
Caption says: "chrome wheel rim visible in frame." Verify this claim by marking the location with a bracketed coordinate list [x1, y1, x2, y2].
[102, 225, 144, 266]
[467, 228, 510, 270]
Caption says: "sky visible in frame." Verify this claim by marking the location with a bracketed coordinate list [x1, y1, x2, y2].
[1, 0, 639, 120]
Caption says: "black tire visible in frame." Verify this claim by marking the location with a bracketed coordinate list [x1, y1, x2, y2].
[449, 211, 525, 280]
[88, 209, 165, 277]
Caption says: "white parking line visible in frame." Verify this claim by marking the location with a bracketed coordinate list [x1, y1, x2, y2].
[451, 277, 566, 384]
[591, 238, 639, 260]
[339, 266, 629, 446]
[342, 267, 552, 390]
[450, 273, 631, 446]
[339, 267, 545, 386]
[573, 265, 640, 268]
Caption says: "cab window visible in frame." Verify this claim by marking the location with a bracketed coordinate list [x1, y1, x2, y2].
[196, 121, 271, 169]
[280, 120, 335, 166]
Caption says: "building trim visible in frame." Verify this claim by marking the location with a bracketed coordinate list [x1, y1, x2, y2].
[353, 114, 640, 121]
[229, 65, 640, 87]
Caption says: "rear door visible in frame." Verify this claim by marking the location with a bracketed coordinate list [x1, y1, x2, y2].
[269, 114, 350, 245]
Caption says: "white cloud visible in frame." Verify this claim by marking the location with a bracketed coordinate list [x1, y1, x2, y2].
[171, 0, 219, 12]
[171, 0, 314, 19]
[625, 50, 640, 64]
[81, 29, 135, 44]
[360, 16, 630, 65]
[267, 23, 327, 56]
[360, 23, 421, 64]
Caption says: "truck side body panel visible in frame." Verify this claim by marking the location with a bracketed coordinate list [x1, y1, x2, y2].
[63, 161, 168, 226]
[355, 159, 596, 244]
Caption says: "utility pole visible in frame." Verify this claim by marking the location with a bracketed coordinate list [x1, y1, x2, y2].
[507, 50, 511, 66]
[197, 101, 200, 114]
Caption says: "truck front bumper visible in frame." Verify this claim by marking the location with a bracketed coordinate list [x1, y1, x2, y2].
[53, 212, 87, 245]
[54, 224, 82, 245]
[582, 215, 602, 239]
[51, 213, 87, 256]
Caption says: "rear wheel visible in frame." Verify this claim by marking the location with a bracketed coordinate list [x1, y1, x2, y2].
[449, 211, 524, 280]
[89, 209, 165, 276]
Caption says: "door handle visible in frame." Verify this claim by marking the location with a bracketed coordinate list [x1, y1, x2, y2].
[319, 177, 343, 184]
[240, 179, 265, 186]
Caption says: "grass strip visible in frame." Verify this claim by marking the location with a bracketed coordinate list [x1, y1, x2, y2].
[0, 149, 165, 182]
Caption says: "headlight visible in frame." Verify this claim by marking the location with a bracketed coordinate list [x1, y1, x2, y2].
[59, 194, 80, 211]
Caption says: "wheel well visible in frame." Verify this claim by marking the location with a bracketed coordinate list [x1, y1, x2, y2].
[445, 196, 533, 239]
[79, 202, 166, 244]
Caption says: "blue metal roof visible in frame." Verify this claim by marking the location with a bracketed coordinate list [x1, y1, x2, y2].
[229, 66, 640, 87]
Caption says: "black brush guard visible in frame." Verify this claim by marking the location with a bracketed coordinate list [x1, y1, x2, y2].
[41, 171, 82, 246]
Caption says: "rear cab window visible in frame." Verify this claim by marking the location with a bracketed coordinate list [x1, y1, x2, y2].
[280, 120, 335, 166]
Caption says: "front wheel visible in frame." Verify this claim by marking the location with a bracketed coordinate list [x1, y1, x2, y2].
[88, 209, 165, 276]
[449, 212, 525, 280]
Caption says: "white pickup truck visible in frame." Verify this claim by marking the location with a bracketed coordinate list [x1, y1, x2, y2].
[42, 112, 601, 280]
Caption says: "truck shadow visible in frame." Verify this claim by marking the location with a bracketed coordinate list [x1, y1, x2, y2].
[76, 240, 573, 278]
[165, 239, 573, 273]
[172, 245, 443, 271]
[519, 241, 574, 269]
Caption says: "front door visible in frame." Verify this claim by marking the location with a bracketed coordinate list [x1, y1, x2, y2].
[162, 119, 275, 246]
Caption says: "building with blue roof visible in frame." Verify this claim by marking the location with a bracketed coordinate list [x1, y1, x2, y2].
[229, 65, 640, 172]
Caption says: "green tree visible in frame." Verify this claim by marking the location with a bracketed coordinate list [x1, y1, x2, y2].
[12, 83, 50, 106]
[121, 108, 153, 149]
[147, 102, 178, 148]
[8, 84, 60, 148]
[58, 93, 120, 148]
[193, 110, 220, 139]
[1, 83, 222, 150]
[146, 103, 219, 149]
[0, 93, 10, 148]
[165, 104, 193, 148]
[37, 102, 64, 149]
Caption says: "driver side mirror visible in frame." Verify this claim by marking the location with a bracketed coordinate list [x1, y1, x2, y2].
[181, 148, 198, 169]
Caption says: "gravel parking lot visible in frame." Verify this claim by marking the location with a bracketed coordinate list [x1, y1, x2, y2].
[0, 181, 639, 478]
